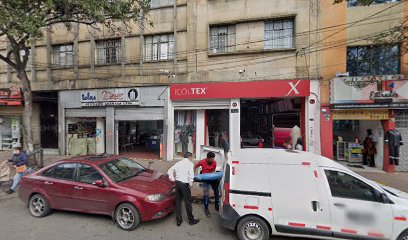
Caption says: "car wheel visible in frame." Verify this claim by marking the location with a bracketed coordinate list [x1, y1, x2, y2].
[115, 203, 141, 231]
[237, 216, 270, 240]
[398, 229, 408, 240]
[29, 194, 51, 218]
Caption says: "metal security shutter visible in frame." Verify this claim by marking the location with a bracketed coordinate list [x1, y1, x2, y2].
[172, 100, 230, 109]
[65, 108, 106, 118]
[396, 110, 408, 172]
[115, 107, 164, 121]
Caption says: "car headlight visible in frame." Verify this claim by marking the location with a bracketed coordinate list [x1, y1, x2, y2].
[144, 194, 167, 202]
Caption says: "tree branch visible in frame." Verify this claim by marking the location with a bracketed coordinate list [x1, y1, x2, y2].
[0, 53, 17, 69]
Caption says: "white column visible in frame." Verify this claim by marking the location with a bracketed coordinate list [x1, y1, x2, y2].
[96, 118, 105, 154]
[195, 110, 205, 160]
[230, 99, 240, 155]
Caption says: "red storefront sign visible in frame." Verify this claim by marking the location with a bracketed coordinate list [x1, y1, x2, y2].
[0, 86, 22, 106]
[170, 80, 310, 100]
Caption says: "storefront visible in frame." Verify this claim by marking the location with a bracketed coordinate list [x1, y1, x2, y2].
[166, 79, 321, 161]
[59, 86, 168, 158]
[330, 76, 408, 172]
[0, 86, 23, 150]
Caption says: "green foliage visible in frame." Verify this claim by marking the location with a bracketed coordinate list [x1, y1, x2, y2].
[0, 0, 150, 68]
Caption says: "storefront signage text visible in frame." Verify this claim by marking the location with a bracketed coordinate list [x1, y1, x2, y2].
[0, 86, 22, 106]
[333, 110, 389, 120]
[81, 88, 140, 107]
[170, 80, 310, 100]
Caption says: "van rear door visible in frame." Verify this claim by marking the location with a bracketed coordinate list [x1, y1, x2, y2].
[323, 168, 393, 239]
[271, 163, 332, 237]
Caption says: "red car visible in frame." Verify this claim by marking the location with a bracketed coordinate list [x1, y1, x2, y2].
[18, 155, 176, 231]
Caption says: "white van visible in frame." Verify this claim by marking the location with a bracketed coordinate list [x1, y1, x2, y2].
[219, 149, 408, 240]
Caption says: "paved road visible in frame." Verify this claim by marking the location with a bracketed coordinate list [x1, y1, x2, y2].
[0, 192, 291, 240]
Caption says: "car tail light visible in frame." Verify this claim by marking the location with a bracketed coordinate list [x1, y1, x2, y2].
[223, 182, 230, 205]
[222, 163, 231, 205]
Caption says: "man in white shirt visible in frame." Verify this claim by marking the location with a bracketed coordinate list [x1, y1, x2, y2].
[167, 152, 200, 226]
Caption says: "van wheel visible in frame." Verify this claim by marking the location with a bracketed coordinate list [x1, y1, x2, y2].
[115, 203, 141, 231]
[398, 229, 408, 240]
[237, 216, 270, 240]
[29, 194, 51, 218]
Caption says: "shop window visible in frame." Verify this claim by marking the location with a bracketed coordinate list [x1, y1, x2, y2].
[144, 34, 174, 61]
[347, 0, 400, 7]
[240, 98, 302, 149]
[67, 118, 97, 156]
[0, 116, 22, 150]
[210, 25, 236, 54]
[96, 39, 121, 64]
[53, 44, 74, 67]
[206, 110, 230, 153]
[347, 45, 400, 76]
[265, 19, 294, 49]
[174, 110, 196, 158]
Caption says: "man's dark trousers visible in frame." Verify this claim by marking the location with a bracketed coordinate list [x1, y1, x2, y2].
[175, 181, 194, 223]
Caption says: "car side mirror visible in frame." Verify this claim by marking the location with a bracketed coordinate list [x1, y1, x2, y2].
[93, 179, 105, 187]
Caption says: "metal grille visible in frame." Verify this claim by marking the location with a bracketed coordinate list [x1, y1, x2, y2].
[396, 110, 408, 171]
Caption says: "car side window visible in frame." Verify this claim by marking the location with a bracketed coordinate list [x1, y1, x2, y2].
[325, 170, 382, 202]
[52, 163, 77, 181]
[42, 167, 54, 177]
[78, 164, 103, 184]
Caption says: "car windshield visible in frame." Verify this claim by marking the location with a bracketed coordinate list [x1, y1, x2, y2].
[99, 158, 145, 183]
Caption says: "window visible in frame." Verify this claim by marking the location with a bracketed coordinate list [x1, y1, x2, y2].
[78, 164, 103, 184]
[150, 0, 174, 8]
[99, 158, 145, 182]
[145, 34, 175, 61]
[210, 25, 236, 53]
[265, 19, 294, 49]
[325, 170, 382, 202]
[53, 44, 74, 67]
[52, 163, 77, 181]
[348, 0, 400, 7]
[347, 45, 400, 76]
[96, 39, 121, 64]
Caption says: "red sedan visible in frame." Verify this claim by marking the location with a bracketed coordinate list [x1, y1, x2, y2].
[18, 155, 176, 231]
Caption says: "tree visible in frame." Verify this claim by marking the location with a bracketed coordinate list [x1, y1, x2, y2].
[0, 0, 150, 151]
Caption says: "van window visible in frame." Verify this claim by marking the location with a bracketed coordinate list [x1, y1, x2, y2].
[325, 170, 382, 202]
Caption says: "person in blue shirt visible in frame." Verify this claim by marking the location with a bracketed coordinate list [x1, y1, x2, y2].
[6, 144, 28, 194]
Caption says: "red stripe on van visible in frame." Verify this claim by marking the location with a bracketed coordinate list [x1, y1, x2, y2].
[288, 222, 306, 227]
[232, 161, 239, 165]
[368, 232, 385, 238]
[314, 170, 318, 178]
[244, 205, 259, 210]
[268, 208, 273, 211]
[395, 217, 407, 221]
[316, 225, 331, 231]
[302, 162, 311, 166]
[341, 229, 357, 234]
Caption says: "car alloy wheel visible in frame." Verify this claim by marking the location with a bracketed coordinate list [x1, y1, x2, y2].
[117, 207, 135, 229]
[242, 221, 263, 240]
[28, 194, 51, 218]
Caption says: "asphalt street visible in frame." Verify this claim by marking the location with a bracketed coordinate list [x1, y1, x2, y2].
[0, 192, 292, 240]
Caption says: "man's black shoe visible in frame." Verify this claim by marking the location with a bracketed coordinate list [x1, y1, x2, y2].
[205, 209, 211, 217]
[177, 221, 183, 227]
[215, 206, 219, 212]
[5, 189, 14, 194]
[189, 219, 200, 225]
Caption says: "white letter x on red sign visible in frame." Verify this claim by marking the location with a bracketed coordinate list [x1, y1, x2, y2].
[285, 80, 301, 96]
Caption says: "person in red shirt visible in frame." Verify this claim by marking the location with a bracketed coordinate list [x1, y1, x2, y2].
[195, 151, 219, 217]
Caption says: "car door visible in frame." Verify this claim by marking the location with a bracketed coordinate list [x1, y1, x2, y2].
[70, 164, 110, 214]
[323, 168, 394, 239]
[270, 164, 332, 237]
[41, 163, 77, 210]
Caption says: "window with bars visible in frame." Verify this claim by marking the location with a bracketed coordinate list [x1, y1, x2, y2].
[150, 0, 175, 8]
[144, 34, 175, 61]
[96, 39, 122, 64]
[348, 0, 400, 7]
[53, 44, 74, 67]
[347, 45, 400, 76]
[265, 19, 294, 49]
[210, 25, 236, 54]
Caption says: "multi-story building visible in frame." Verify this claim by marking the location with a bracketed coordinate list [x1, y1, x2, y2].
[321, 0, 408, 172]
[0, 0, 406, 170]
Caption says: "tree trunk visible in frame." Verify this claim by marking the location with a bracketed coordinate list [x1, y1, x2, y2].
[16, 70, 34, 152]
